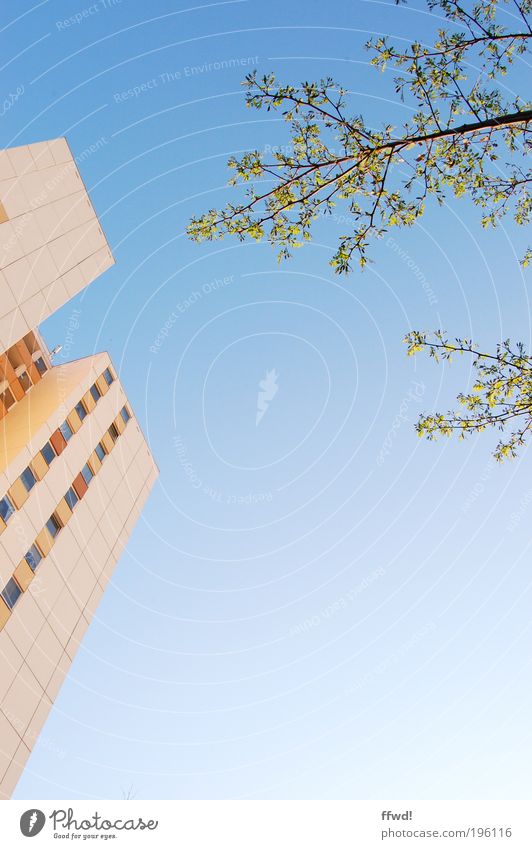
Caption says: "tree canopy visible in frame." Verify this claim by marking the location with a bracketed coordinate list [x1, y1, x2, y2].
[405, 332, 532, 459]
[188, 0, 532, 459]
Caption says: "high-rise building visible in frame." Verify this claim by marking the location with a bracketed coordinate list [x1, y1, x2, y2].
[0, 139, 158, 799]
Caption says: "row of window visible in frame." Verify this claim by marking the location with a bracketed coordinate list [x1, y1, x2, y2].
[0, 367, 116, 527]
[0, 406, 131, 619]
[0, 343, 47, 416]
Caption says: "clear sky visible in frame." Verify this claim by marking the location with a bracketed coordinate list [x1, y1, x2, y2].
[4, 0, 532, 800]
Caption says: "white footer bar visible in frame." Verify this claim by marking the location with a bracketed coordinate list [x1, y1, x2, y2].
[1, 800, 531, 847]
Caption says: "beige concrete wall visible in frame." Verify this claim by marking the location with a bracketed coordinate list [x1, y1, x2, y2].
[0, 138, 157, 801]
[0, 139, 114, 355]
[0, 353, 108, 483]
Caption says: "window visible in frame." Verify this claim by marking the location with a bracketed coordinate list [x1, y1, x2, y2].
[108, 423, 119, 443]
[95, 442, 106, 462]
[34, 357, 47, 376]
[25, 544, 42, 571]
[64, 487, 78, 510]
[18, 370, 32, 392]
[50, 428, 67, 456]
[0, 386, 15, 411]
[75, 401, 87, 421]
[46, 514, 61, 539]
[120, 406, 131, 424]
[20, 466, 37, 492]
[0, 495, 15, 523]
[81, 463, 94, 485]
[41, 441, 56, 466]
[59, 420, 73, 442]
[103, 368, 114, 386]
[1, 578, 21, 610]
[90, 383, 101, 403]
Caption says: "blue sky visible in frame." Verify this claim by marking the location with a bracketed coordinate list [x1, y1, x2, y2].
[4, 0, 532, 799]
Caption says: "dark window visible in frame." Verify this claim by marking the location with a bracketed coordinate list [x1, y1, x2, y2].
[120, 406, 131, 424]
[34, 357, 47, 376]
[46, 514, 61, 538]
[90, 383, 101, 403]
[25, 544, 42, 571]
[95, 442, 106, 462]
[75, 401, 87, 421]
[59, 420, 73, 442]
[108, 423, 119, 442]
[1, 578, 21, 610]
[81, 463, 94, 485]
[0, 387, 15, 411]
[0, 495, 15, 523]
[103, 368, 114, 386]
[64, 487, 78, 510]
[20, 466, 37, 492]
[18, 370, 32, 392]
[41, 441, 55, 466]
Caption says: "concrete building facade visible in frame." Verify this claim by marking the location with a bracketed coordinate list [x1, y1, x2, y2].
[0, 139, 157, 798]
